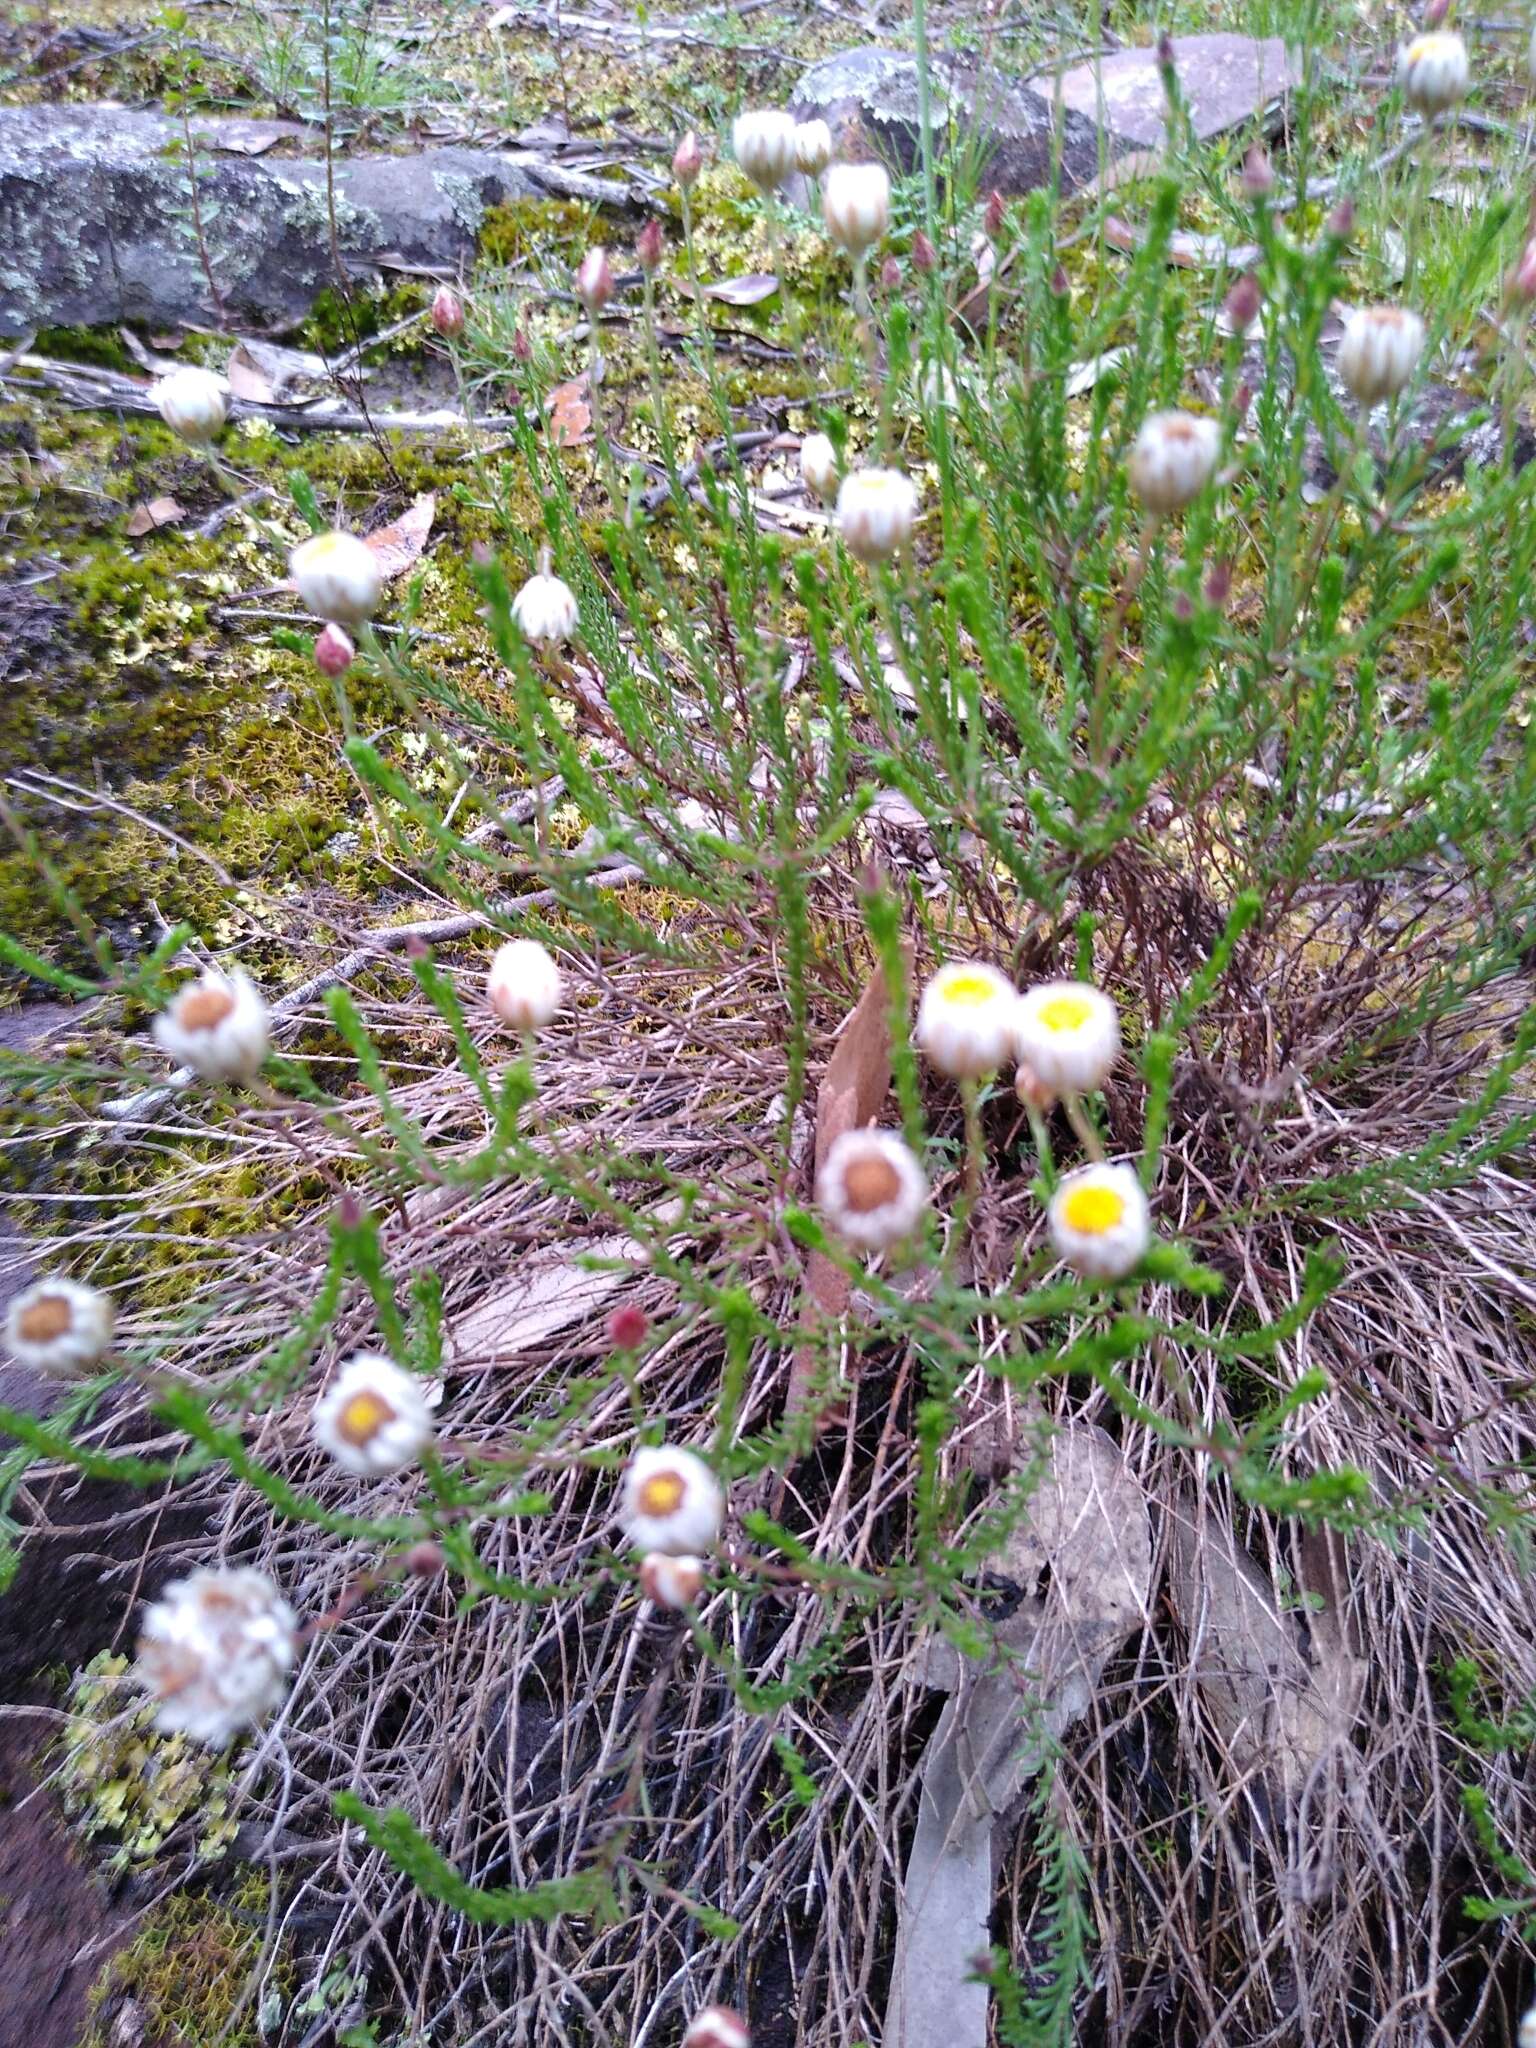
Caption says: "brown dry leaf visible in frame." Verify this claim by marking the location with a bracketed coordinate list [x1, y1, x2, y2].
[1166, 1497, 1340, 1794]
[125, 496, 187, 537]
[364, 493, 436, 579]
[225, 343, 277, 405]
[546, 375, 592, 448]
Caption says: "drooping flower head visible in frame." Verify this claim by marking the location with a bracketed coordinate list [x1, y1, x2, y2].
[1012, 981, 1120, 1096]
[152, 966, 271, 1084]
[155, 364, 227, 444]
[1336, 304, 1425, 406]
[732, 110, 797, 191]
[619, 1445, 725, 1555]
[834, 467, 920, 562]
[5, 1277, 113, 1379]
[134, 1568, 297, 1746]
[575, 246, 615, 317]
[916, 960, 1017, 1080]
[312, 1353, 435, 1476]
[816, 1127, 928, 1252]
[822, 161, 891, 256]
[486, 937, 563, 1032]
[289, 530, 382, 628]
[1127, 410, 1220, 515]
[1047, 1163, 1151, 1280]
[511, 552, 579, 650]
[799, 431, 839, 504]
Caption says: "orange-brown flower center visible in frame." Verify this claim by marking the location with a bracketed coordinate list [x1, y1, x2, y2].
[638, 1471, 687, 1517]
[841, 1155, 902, 1213]
[17, 1292, 72, 1341]
[178, 985, 236, 1031]
[337, 1389, 396, 1446]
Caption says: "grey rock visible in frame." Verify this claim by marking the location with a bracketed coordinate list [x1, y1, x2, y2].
[792, 45, 1123, 198]
[0, 104, 542, 338]
[1052, 34, 1299, 149]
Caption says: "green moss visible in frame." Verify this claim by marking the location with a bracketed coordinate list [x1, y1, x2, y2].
[32, 326, 141, 374]
[298, 279, 428, 356]
[80, 1872, 291, 2048]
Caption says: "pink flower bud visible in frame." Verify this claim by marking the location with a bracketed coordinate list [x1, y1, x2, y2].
[406, 1541, 445, 1577]
[1014, 1061, 1056, 1113]
[1203, 557, 1232, 609]
[404, 934, 430, 961]
[313, 623, 355, 677]
[636, 219, 665, 273]
[1223, 272, 1262, 333]
[607, 1305, 650, 1351]
[575, 246, 615, 317]
[1326, 198, 1354, 243]
[911, 228, 936, 273]
[336, 1191, 363, 1229]
[1242, 145, 1274, 197]
[1049, 262, 1069, 297]
[1171, 590, 1194, 623]
[1156, 29, 1176, 68]
[1232, 379, 1254, 424]
[1512, 238, 1536, 302]
[983, 189, 1006, 240]
[880, 255, 902, 291]
[430, 285, 465, 338]
[673, 131, 704, 188]
[1423, 0, 1450, 28]
[512, 327, 532, 362]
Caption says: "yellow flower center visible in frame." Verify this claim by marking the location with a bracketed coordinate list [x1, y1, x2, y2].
[1061, 1183, 1126, 1235]
[939, 972, 999, 1007]
[841, 1155, 902, 1213]
[337, 1389, 395, 1446]
[1038, 993, 1094, 1034]
[638, 1471, 687, 1517]
[18, 1293, 72, 1341]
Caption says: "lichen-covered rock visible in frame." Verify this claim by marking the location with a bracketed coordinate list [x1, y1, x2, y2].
[1053, 35, 1299, 148]
[791, 45, 1122, 197]
[0, 106, 540, 337]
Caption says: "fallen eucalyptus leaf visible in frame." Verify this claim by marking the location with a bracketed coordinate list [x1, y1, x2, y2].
[364, 493, 435, 579]
[125, 496, 186, 537]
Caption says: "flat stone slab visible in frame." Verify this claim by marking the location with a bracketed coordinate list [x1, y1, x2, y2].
[793, 45, 1123, 198]
[0, 105, 543, 337]
[1052, 35, 1299, 148]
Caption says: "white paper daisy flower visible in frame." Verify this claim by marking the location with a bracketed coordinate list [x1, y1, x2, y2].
[4, 1277, 113, 1379]
[1012, 981, 1120, 1096]
[619, 1445, 724, 1555]
[312, 1353, 435, 1476]
[1047, 1162, 1151, 1280]
[152, 966, 270, 1084]
[915, 960, 1017, 1079]
[816, 1127, 927, 1252]
[134, 1567, 297, 1746]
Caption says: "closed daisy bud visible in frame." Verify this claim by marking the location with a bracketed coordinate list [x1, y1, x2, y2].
[822, 161, 891, 256]
[1398, 30, 1470, 114]
[430, 284, 465, 338]
[607, 1304, 650, 1351]
[1047, 1162, 1151, 1280]
[1012, 981, 1120, 1095]
[153, 966, 270, 1084]
[511, 550, 579, 649]
[134, 1568, 297, 1747]
[312, 1352, 434, 1476]
[639, 1551, 706, 1609]
[1511, 238, 1536, 302]
[486, 937, 563, 1032]
[1014, 1061, 1056, 1113]
[817, 1127, 928, 1252]
[673, 130, 704, 188]
[793, 118, 833, 175]
[799, 430, 839, 502]
[289, 530, 382, 628]
[983, 188, 1006, 240]
[620, 1445, 724, 1555]
[1336, 304, 1425, 405]
[636, 218, 665, 273]
[683, 2007, 751, 2048]
[406, 1540, 446, 1576]
[916, 960, 1018, 1080]
[912, 228, 937, 273]
[732, 110, 797, 191]
[313, 622, 355, 677]
[575, 246, 615, 317]
[1223, 272, 1262, 335]
[1127, 410, 1221, 515]
[1242, 144, 1274, 197]
[154, 364, 227, 443]
[5, 1277, 112, 1379]
[834, 466, 920, 562]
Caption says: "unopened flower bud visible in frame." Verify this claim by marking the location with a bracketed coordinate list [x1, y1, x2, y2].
[1014, 1061, 1057, 1113]
[792, 118, 833, 176]
[1510, 238, 1536, 302]
[1233, 379, 1254, 423]
[636, 218, 664, 273]
[1203, 557, 1232, 608]
[512, 327, 533, 362]
[823, 161, 891, 256]
[732, 110, 797, 192]
[683, 2007, 750, 2048]
[575, 246, 615, 317]
[912, 228, 937, 273]
[1223, 272, 1262, 334]
[673, 130, 703, 188]
[1326, 198, 1355, 243]
[1424, 0, 1450, 27]
[639, 1551, 705, 1609]
[880, 255, 902, 291]
[1242, 145, 1274, 197]
[314, 623, 355, 677]
[607, 1304, 650, 1351]
[430, 285, 465, 338]
[337, 1191, 363, 1229]
[407, 1541, 446, 1577]
[983, 189, 1006, 240]
[1171, 590, 1194, 623]
[404, 934, 430, 961]
[1156, 29, 1176, 68]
